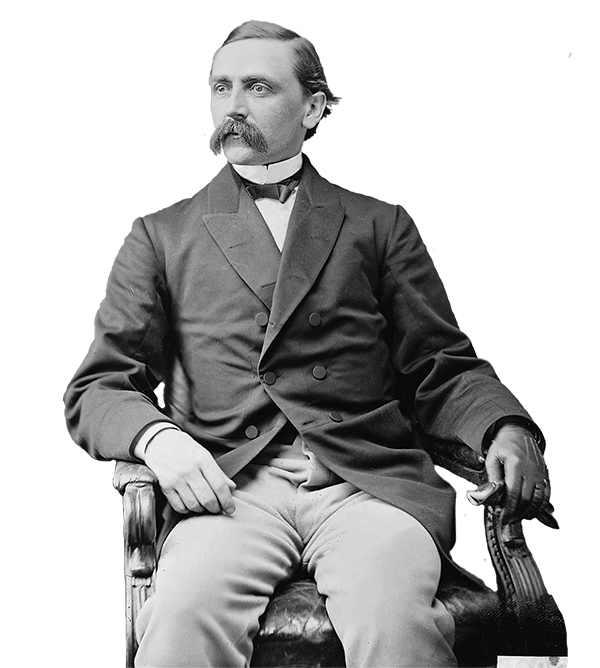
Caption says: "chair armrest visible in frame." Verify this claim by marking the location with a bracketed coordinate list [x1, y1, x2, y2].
[113, 461, 158, 668]
[424, 436, 487, 486]
[113, 462, 158, 577]
[423, 437, 555, 600]
[485, 506, 548, 601]
[113, 461, 157, 494]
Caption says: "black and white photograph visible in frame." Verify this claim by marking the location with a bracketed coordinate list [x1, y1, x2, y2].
[59, 17, 572, 668]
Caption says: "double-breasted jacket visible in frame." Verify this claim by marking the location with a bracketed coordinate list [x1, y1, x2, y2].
[65, 156, 536, 554]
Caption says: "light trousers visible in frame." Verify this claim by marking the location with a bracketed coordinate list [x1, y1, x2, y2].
[135, 447, 456, 668]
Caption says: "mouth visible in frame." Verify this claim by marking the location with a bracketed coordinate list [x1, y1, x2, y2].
[224, 132, 244, 143]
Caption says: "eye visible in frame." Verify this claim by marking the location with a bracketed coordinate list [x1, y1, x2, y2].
[213, 83, 229, 95]
[250, 83, 269, 95]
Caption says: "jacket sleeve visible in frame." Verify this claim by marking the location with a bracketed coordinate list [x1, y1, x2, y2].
[64, 217, 177, 461]
[379, 205, 543, 455]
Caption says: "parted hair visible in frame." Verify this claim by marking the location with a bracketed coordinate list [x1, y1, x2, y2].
[221, 20, 340, 139]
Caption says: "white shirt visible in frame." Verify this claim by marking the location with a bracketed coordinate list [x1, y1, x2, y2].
[231, 152, 303, 251]
[133, 153, 303, 460]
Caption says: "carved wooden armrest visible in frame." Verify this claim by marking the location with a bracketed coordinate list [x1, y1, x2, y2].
[427, 441, 558, 617]
[113, 461, 158, 668]
[425, 437, 488, 486]
[113, 461, 157, 494]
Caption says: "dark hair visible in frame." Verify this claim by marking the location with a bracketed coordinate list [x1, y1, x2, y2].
[221, 20, 340, 139]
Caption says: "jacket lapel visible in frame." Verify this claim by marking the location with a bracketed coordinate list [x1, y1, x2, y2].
[203, 165, 281, 310]
[262, 158, 345, 355]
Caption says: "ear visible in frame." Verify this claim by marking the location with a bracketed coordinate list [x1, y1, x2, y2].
[302, 92, 327, 130]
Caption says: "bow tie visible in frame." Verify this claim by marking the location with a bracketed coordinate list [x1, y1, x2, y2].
[244, 175, 301, 203]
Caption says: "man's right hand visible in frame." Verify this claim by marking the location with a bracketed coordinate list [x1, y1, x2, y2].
[144, 429, 236, 515]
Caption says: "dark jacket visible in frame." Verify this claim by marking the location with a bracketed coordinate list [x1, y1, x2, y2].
[64, 156, 536, 554]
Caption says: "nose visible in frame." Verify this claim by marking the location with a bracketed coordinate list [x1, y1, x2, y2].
[225, 86, 248, 120]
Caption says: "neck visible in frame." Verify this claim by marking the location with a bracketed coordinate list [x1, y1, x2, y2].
[231, 153, 303, 185]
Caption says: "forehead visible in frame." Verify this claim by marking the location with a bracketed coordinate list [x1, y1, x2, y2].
[210, 38, 298, 83]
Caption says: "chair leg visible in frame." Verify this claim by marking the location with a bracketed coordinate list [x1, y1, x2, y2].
[125, 574, 154, 668]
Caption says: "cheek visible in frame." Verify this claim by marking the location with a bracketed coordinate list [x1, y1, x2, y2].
[262, 108, 304, 142]
[210, 99, 226, 125]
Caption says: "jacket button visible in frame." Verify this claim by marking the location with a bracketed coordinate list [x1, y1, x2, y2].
[329, 411, 343, 422]
[263, 371, 277, 385]
[312, 365, 327, 380]
[308, 312, 322, 327]
[245, 425, 259, 439]
[255, 312, 269, 327]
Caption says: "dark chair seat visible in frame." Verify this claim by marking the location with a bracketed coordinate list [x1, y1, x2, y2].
[254, 577, 502, 667]
[254, 579, 345, 668]
[252, 573, 565, 667]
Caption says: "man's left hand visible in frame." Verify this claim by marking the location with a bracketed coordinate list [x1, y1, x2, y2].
[484, 424, 550, 522]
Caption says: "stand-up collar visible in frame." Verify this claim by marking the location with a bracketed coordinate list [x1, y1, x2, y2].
[231, 152, 303, 185]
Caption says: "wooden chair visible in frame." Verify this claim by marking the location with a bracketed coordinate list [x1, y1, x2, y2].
[113, 438, 567, 667]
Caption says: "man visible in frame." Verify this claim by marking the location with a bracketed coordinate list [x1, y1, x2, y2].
[65, 20, 552, 668]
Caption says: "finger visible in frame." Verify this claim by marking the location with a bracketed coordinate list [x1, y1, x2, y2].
[523, 434, 545, 468]
[544, 478, 552, 514]
[517, 437, 549, 518]
[466, 480, 505, 506]
[484, 445, 504, 484]
[163, 488, 190, 515]
[501, 460, 522, 519]
[198, 459, 236, 515]
[538, 478, 551, 511]
[177, 483, 211, 514]
[520, 472, 537, 504]
[523, 462, 551, 518]
[202, 472, 236, 515]
[521, 481, 547, 520]
[187, 475, 224, 514]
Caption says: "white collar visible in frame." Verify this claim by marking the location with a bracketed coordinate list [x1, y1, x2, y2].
[231, 153, 303, 185]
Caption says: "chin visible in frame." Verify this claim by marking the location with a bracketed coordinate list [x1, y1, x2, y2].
[222, 141, 268, 166]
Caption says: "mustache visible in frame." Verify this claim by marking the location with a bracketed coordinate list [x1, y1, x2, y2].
[209, 117, 269, 155]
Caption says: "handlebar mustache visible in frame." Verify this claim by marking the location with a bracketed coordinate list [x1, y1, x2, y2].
[210, 118, 269, 155]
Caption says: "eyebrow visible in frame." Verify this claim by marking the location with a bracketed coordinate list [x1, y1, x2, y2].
[209, 73, 280, 88]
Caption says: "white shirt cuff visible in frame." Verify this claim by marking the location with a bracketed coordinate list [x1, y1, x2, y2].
[133, 422, 180, 461]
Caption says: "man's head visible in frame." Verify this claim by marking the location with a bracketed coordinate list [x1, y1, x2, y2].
[209, 20, 340, 165]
